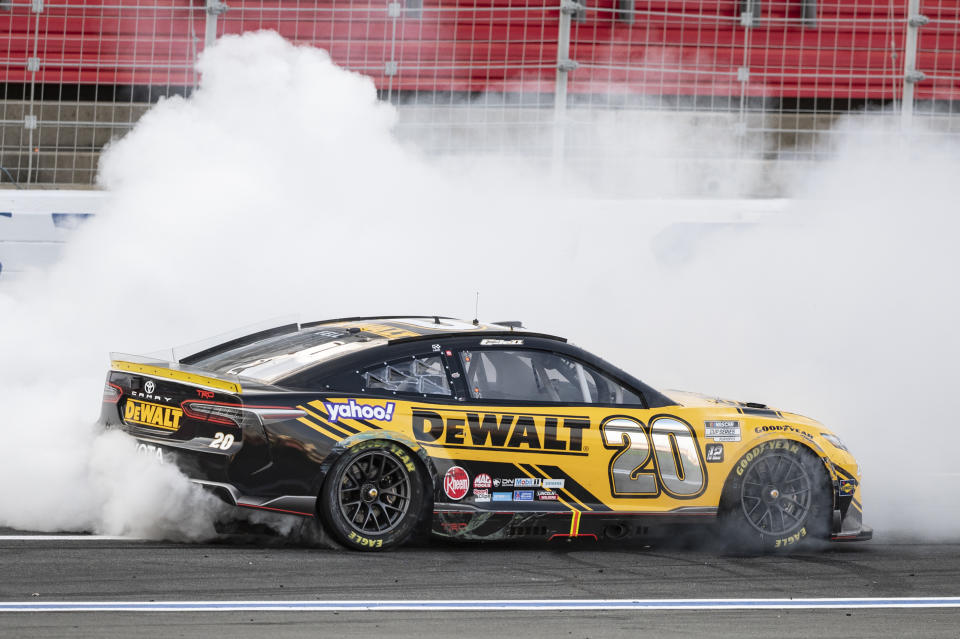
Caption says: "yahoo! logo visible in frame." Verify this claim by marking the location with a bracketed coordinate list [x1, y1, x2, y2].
[324, 399, 396, 422]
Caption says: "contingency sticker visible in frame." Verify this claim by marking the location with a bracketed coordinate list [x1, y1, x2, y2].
[705, 444, 724, 463]
[704, 420, 741, 442]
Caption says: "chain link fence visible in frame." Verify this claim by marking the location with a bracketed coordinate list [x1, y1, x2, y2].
[1, 0, 958, 189]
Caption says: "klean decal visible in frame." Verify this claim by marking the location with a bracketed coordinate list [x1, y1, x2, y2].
[443, 466, 470, 500]
[412, 409, 589, 453]
[124, 399, 183, 431]
[324, 399, 396, 422]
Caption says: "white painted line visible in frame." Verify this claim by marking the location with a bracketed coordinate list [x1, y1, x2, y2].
[0, 535, 141, 541]
[2, 598, 960, 612]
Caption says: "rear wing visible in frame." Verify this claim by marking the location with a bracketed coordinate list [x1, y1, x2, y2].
[110, 353, 244, 394]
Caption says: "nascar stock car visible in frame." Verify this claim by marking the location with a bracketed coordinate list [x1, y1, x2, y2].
[99, 316, 871, 551]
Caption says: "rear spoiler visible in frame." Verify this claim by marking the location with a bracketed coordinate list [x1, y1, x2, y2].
[110, 353, 243, 394]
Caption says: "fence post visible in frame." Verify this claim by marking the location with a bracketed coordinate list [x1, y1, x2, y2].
[553, 0, 581, 178]
[205, 0, 228, 48]
[901, 0, 928, 129]
[25, 0, 43, 184]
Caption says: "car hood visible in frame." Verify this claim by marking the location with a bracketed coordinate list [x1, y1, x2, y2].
[662, 389, 778, 411]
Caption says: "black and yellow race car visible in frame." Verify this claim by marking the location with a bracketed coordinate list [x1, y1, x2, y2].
[99, 316, 870, 551]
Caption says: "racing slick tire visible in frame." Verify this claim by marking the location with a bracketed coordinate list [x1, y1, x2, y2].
[720, 441, 831, 553]
[319, 440, 427, 551]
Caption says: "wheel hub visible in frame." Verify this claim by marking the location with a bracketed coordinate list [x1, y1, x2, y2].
[362, 484, 379, 502]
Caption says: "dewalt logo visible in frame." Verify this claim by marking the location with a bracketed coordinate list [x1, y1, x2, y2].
[124, 398, 183, 431]
[412, 408, 589, 455]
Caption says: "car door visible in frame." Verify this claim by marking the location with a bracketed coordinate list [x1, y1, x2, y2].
[451, 345, 708, 513]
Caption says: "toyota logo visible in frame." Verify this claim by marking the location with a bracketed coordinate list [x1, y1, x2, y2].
[144, 381, 155, 394]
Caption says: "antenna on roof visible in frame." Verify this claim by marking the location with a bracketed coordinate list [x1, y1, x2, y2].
[473, 292, 480, 326]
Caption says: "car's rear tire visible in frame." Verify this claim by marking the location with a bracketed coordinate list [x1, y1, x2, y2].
[319, 440, 426, 551]
[721, 442, 831, 552]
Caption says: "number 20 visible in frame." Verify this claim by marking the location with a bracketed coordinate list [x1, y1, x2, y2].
[209, 432, 235, 450]
[600, 416, 706, 498]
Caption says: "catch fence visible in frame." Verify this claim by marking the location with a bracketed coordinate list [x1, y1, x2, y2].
[1, 0, 958, 187]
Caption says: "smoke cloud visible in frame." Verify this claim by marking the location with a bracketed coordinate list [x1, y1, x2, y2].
[0, 30, 955, 542]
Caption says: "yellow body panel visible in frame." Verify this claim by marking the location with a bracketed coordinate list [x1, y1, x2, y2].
[298, 396, 861, 514]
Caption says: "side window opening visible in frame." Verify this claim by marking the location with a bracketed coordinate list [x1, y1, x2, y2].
[362, 354, 451, 396]
[460, 349, 643, 405]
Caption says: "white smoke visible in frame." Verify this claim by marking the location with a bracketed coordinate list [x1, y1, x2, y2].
[0, 30, 956, 542]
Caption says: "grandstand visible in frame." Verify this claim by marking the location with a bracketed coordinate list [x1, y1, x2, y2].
[1, 0, 958, 187]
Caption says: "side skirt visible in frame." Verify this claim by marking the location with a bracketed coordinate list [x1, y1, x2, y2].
[431, 508, 718, 541]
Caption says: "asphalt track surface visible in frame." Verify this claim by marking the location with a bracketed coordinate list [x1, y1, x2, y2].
[2, 522, 959, 639]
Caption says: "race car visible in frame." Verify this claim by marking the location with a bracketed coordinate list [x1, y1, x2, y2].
[99, 316, 871, 551]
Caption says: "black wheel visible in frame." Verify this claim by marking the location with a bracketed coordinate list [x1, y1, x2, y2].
[721, 442, 831, 552]
[319, 440, 427, 551]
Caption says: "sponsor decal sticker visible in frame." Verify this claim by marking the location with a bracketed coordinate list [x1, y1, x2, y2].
[443, 466, 470, 500]
[513, 490, 534, 502]
[412, 409, 589, 453]
[754, 424, 814, 440]
[479, 338, 524, 346]
[473, 488, 490, 501]
[474, 473, 492, 489]
[498, 478, 514, 488]
[124, 399, 183, 431]
[514, 477, 540, 488]
[492, 492, 513, 502]
[705, 443, 724, 463]
[541, 478, 565, 489]
[143, 380, 155, 394]
[839, 479, 857, 495]
[536, 491, 558, 501]
[324, 399, 396, 422]
[704, 420, 741, 442]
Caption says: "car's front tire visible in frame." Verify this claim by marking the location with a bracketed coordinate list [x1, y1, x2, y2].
[319, 440, 426, 551]
[721, 442, 831, 552]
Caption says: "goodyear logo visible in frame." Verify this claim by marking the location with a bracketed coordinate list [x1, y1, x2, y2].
[754, 424, 814, 440]
[124, 399, 183, 431]
[412, 409, 588, 454]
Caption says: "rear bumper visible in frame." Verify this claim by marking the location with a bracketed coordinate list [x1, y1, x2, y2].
[193, 480, 317, 518]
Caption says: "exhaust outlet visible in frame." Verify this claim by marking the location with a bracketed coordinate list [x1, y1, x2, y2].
[604, 523, 629, 540]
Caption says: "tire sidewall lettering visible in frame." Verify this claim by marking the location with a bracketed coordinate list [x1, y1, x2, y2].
[320, 440, 425, 552]
[735, 440, 800, 476]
